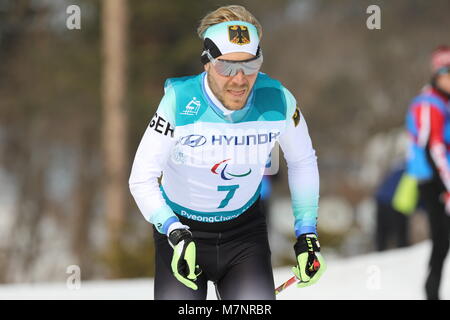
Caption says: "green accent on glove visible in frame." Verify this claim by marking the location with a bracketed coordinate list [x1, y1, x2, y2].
[292, 253, 326, 288]
[292, 234, 326, 288]
[171, 239, 200, 290]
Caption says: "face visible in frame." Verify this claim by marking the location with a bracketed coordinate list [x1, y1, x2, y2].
[436, 72, 450, 95]
[205, 52, 259, 110]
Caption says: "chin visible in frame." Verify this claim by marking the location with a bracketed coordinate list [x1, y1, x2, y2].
[226, 102, 245, 110]
[225, 96, 248, 110]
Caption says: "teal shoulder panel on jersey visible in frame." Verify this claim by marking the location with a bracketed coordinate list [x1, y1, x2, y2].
[166, 73, 218, 126]
[166, 72, 293, 126]
[164, 74, 199, 92]
[155, 84, 177, 126]
[242, 73, 288, 122]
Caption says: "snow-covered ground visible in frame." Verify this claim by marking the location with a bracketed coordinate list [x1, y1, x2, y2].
[0, 240, 449, 300]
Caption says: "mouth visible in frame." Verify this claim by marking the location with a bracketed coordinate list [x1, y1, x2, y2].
[227, 89, 246, 97]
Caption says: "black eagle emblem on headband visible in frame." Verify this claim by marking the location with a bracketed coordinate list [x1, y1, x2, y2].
[228, 25, 250, 45]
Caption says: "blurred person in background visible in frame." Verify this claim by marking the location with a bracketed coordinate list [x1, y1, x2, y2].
[374, 162, 411, 251]
[129, 5, 325, 299]
[259, 175, 272, 224]
[405, 45, 450, 300]
[259, 172, 280, 228]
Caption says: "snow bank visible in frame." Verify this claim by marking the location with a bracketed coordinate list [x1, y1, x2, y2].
[0, 241, 449, 300]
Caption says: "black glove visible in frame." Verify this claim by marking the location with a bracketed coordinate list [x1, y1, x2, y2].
[168, 228, 201, 290]
[292, 233, 326, 287]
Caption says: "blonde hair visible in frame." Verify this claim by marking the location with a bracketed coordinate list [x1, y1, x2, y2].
[197, 5, 262, 40]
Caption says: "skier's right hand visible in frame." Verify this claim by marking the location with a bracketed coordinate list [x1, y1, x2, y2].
[168, 227, 201, 290]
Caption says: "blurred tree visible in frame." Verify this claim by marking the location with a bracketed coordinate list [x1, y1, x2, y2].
[101, 0, 129, 276]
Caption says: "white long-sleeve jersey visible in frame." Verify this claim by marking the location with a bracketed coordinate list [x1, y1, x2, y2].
[129, 72, 320, 236]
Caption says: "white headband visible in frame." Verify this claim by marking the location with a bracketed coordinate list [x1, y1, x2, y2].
[201, 20, 260, 63]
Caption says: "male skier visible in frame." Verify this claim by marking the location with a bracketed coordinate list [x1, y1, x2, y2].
[129, 5, 326, 299]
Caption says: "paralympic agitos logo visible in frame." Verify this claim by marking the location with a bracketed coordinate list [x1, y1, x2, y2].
[211, 159, 252, 181]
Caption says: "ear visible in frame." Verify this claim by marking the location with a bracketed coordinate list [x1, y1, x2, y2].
[204, 63, 209, 72]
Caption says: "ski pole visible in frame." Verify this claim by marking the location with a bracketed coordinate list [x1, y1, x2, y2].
[274, 276, 298, 295]
[275, 259, 321, 295]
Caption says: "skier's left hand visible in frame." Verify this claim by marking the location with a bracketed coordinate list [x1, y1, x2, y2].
[292, 233, 326, 288]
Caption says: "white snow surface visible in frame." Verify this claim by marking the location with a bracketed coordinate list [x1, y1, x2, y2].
[0, 241, 449, 300]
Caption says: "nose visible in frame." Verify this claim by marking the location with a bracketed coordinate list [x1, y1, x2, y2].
[231, 70, 247, 85]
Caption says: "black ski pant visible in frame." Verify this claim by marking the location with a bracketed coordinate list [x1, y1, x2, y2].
[419, 180, 450, 300]
[152, 199, 275, 300]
